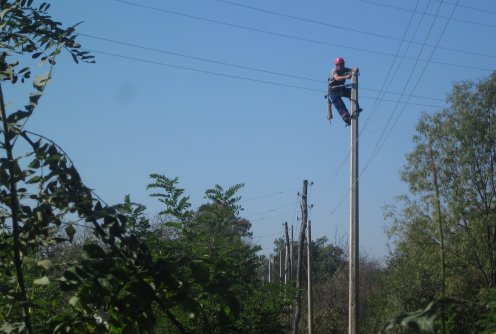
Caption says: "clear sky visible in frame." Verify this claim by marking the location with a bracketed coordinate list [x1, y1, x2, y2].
[11, 0, 496, 259]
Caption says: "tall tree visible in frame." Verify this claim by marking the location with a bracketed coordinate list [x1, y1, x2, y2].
[383, 72, 496, 332]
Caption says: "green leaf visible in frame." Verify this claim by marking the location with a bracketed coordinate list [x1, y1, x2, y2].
[69, 296, 79, 307]
[6, 110, 32, 123]
[190, 261, 210, 282]
[83, 244, 106, 259]
[0, 6, 14, 20]
[65, 224, 76, 242]
[382, 299, 450, 333]
[34, 276, 50, 286]
[33, 72, 51, 91]
[28, 159, 40, 169]
[37, 259, 52, 270]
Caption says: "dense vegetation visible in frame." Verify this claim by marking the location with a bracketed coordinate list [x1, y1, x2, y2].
[1, 1, 495, 333]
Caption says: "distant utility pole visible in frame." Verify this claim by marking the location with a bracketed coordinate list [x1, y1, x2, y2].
[268, 256, 272, 283]
[291, 224, 294, 281]
[285, 222, 290, 284]
[349, 69, 360, 334]
[307, 219, 313, 334]
[293, 180, 308, 334]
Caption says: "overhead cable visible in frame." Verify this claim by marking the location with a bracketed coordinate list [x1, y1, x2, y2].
[107, 0, 491, 72]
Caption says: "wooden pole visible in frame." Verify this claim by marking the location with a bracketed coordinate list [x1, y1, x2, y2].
[349, 70, 359, 334]
[293, 180, 308, 334]
[307, 220, 313, 334]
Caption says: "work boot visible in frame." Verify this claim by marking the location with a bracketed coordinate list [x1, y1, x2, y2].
[350, 108, 363, 119]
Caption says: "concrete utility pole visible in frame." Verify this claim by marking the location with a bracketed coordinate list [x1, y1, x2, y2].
[285, 222, 290, 284]
[268, 256, 272, 283]
[349, 69, 360, 334]
[292, 180, 308, 334]
[291, 224, 294, 281]
[307, 220, 313, 334]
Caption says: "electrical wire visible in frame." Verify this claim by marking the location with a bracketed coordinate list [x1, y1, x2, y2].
[215, 0, 496, 60]
[106, 0, 491, 72]
[357, 0, 496, 30]
[365, 0, 461, 172]
[79, 33, 444, 102]
[80, 33, 446, 103]
[86, 48, 446, 109]
[312, 0, 424, 200]
[247, 203, 297, 219]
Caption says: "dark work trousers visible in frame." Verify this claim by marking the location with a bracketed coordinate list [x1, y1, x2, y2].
[329, 87, 351, 125]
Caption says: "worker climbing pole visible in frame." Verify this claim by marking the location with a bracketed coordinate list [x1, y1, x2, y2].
[325, 57, 362, 126]
[324, 56, 361, 334]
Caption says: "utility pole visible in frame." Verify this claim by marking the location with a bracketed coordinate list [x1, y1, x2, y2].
[285, 222, 290, 284]
[349, 69, 360, 334]
[268, 256, 272, 283]
[293, 180, 308, 334]
[307, 219, 313, 334]
[291, 224, 294, 281]
[279, 249, 283, 281]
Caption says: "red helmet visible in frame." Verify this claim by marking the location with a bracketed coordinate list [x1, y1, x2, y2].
[335, 57, 345, 65]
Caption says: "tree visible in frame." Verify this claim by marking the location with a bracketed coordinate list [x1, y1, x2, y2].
[146, 174, 293, 333]
[0, 1, 93, 332]
[382, 72, 496, 332]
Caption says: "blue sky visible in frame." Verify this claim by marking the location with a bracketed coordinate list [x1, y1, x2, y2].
[11, 0, 495, 259]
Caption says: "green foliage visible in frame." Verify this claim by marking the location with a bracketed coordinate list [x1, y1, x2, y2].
[147, 174, 192, 220]
[479, 288, 496, 333]
[381, 72, 496, 332]
[0, 3, 298, 333]
[382, 299, 450, 333]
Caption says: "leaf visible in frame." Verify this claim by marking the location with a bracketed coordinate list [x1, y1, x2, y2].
[34, 276, 50, 286]
[29, 92, 43, 105]
[6, 110, 32, 123]
[37, 259, 53, 270]
[0, 322, 16, 333]
[0, 6, 14, 20]
[28, 159, 40, 169]
[382, 299, 451, 333]
[83, 244, 106, 259]
[69, 296, 79, 307]
[33, 72, 51, 91]
[65, 224, 76, 242]
[190, 261, 210, 282]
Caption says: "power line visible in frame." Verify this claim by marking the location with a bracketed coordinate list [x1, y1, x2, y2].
[363, 0, 459, 178]
[323, 0, 426, 217]
[107, 0, 492, 72]
[436, 0, 496, 16]
[216, 0, 496, 61]
[247, 203, 297, 219]
[87, 49, 321, 92]
[357, 0, 496, 30]
[369, 0, 461, 171]
[363, 0, 446, 173]
[80, 33, 446, 103]
[86, 48, 446, 109]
